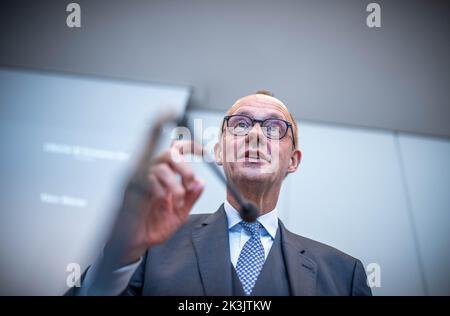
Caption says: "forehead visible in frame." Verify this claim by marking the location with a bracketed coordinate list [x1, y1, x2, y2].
[230, 96, 288, 120]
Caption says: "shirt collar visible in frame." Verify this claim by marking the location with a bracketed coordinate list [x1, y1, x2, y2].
[223, 200, 278, 239]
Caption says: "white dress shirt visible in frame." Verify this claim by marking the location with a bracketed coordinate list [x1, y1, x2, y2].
[223, 200, 278, 268]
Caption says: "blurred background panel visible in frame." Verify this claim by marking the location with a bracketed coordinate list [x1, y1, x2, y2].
[0, 68, 190, 295]
[0, 0, 448, 295]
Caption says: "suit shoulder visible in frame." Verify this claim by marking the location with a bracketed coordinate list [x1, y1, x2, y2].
[186, 213, 211, 225]
[283, 228, 371, 295]
[283, 228, 359, 265]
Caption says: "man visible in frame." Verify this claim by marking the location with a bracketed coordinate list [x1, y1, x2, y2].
[74, 91, 372, 296]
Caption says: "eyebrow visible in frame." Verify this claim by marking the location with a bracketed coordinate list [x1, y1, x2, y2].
[234, 110, 285, 120]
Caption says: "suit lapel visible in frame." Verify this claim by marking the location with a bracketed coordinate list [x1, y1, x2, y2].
[279, 220, 318, 296]
[191, 204, 232, 295]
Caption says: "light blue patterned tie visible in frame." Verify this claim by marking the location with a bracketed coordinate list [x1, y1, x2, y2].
[235, 221, 265, 295]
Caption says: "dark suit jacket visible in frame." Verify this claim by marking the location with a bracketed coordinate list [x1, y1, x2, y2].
[118, 204, 372, 296]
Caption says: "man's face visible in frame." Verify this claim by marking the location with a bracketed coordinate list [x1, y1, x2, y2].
[215, 95, 301, 187]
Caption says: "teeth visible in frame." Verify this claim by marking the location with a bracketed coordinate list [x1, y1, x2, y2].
[243, 151, 268, 162]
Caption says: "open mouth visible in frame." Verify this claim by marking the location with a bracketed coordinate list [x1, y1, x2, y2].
[242, 150, 270, 163]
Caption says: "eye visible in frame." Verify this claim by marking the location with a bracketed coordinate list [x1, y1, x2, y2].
[229, 116, 251, 132]
[236, 121, 248, 129]
[233, 120, 251, 135]
[264, 120, 286, 138]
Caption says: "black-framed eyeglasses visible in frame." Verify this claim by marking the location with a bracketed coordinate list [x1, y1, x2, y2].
[222, 114, 295, 146]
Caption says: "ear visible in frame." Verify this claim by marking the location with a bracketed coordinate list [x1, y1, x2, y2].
[214, 142, 223, 165]
[286, 148, 301, 174]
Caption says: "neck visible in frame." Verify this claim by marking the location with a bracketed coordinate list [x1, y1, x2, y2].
[226, 181, 281, 216]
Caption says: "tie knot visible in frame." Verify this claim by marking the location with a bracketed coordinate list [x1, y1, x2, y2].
[240, 221, 262, 238]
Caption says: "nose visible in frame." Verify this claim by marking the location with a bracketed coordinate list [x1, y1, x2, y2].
[246, 122, 266, 147]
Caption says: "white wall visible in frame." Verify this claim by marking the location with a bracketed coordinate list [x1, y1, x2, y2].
[1, 0, 449, 138]
[397, 135, 450, 295]
[188, 109, 450, 296]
